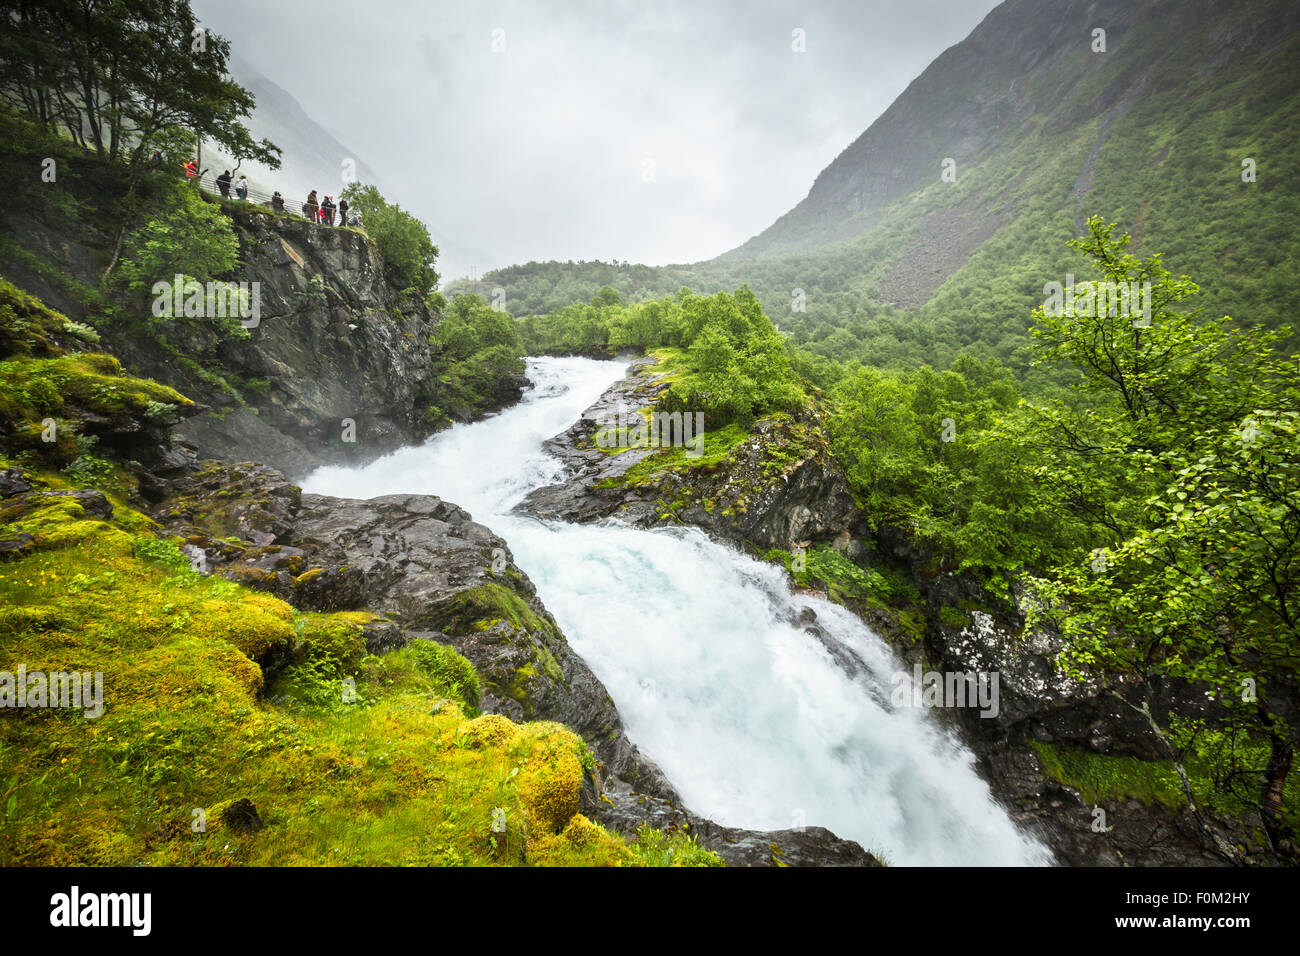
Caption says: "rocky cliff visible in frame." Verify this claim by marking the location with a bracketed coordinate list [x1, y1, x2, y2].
[520, 357, 864, 551]
[2, 197, 523, 480]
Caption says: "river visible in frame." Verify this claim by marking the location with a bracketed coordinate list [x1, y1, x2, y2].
[303, 355, 1052, 866]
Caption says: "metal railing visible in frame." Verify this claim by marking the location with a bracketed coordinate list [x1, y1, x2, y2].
[186, 169, 358, 227]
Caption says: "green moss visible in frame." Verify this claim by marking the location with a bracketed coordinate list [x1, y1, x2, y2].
[1029, 740, 1188, 810]
[0, 349, 194, 473]
[529, 813, 636, 866]
[434, 583, 554, 638]
[402, 638, 482, 712]
[596, 423, 750, 489]
[0, 478, 685, 866]
[512, 723, 584, 835]
[894, 606, 927, 644]
[0, 353, 190, 420]
[938, 605, 969, 629]
[0, 275, 75, 357]
[291, 613, 368, 677]
[462, 713, 518, 748]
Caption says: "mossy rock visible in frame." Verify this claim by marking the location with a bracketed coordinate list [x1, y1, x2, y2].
[194, 593, 295, 663]
[291, 612, 368, 676]
[515, 725, 584, 835]
[463, 713, 518, 748]
[204, 798, 264, 835]
[431, 583, 555, 638]
[0, 276, 72, 358]
[530, 813, 635, 866]
[0, 461, 681, 866]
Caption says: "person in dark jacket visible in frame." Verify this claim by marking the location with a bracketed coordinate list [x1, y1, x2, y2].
[321, 195, 336, 225]
[216, 170, 232, 197]
[271, 191, 285, 212]
[337, 197, 349, 227]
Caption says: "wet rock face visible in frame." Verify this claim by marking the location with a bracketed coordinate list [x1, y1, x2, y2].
[917, 578, 1252, 866]
[168, 215, 445, 477]
[0, 468, 32, 497]
[4, 199, 528, 482]
[13, 204, 458, 481]
[286, 491, 649, 772]
[589, 778, 882, 867]
[158, 460, 300, 547]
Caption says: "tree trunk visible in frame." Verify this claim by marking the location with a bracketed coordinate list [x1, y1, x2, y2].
[1256, 702, 1296, 859]
[101, 177, 140, 286]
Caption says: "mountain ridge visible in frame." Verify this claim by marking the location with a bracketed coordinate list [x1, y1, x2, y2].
[450, 0, 1300, 374]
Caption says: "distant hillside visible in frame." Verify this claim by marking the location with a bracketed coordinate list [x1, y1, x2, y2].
[200, 53, 383, 203]
[453, 0, 1300, 374]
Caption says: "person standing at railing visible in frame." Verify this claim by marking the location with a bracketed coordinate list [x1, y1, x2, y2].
[321, 195, 336, 225]
[236, 175, 249, 201]
[305, 190, 319, 222]
[338, 196, 349, 227]
[271, 191, 285, 212]
[216, 170, 232, 197]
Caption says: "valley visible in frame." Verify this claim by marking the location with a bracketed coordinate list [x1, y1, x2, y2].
[0, 0, 1295, 881]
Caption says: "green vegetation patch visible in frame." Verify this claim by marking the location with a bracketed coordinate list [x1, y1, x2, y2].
[597, 423, 749, 489]
[1029, 740, 1190, 811]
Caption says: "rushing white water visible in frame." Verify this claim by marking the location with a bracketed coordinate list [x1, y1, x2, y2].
[304, 356, 1052, 866]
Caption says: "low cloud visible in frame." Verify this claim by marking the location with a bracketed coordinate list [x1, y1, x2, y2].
[193, 0, 999, 279]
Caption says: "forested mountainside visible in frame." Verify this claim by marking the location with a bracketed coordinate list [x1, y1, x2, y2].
[448, 0, 1300, 376]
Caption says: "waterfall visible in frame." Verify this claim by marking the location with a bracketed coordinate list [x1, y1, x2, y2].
[304, 356, 1053, 866]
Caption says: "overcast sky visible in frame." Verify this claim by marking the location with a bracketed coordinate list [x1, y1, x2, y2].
[193, 0, 1000, 280]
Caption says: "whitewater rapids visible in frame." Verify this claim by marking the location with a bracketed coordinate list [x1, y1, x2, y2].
[304, 356, 1052, 866]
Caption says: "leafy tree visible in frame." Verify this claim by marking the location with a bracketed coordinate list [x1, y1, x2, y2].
[1023, 218, 1299, 859]
[590, 285, 622, 308]
[425, 293, 524, 423]
[115, 178, 238, 294]
[0, 0, 279, 169]
[827, 357, 1053, 571]
[342, 183, 439, 296]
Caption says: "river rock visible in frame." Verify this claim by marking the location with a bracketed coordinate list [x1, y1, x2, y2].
[519, 359, 864, 551]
